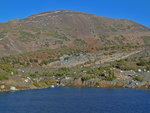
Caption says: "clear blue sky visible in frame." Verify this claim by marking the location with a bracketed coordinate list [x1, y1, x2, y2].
[0, 0, 150, 28]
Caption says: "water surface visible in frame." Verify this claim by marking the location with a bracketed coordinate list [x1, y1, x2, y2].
[0, 87, 150, 113]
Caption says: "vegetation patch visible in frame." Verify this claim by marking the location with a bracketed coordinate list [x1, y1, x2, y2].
[0, 71, 10, 80]
[74, 39, 88, 47]
[142, 36, 150, 44]
[0, 64, 18, 74]
[134, 76, 143, 82]
[82, 75, 96, 81]
[47, 31, 70, 41]
[18, 31, 36, 42]
[0, 31, 7, 39]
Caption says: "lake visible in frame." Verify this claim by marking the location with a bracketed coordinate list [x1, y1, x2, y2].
[0, 87, 150, 113]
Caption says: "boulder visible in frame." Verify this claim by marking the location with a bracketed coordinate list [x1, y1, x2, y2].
[0, 85, 5, 89]
[10, 86, 17, 91]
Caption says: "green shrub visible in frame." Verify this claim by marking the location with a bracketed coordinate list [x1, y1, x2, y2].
[82, 75, 95, 81]
[0, 31, 7, 39]
[0, 71, 10, 80]
[105, 70, 115, 81]
[30, 59, 38, 63]
[0, 64, 18, 74]
[74, 39, 88, 47]
[142, 36, 150, 44]
[39, 60, 48, 66]
[30, 73, 38, 78]
[136, 59, 146, 66]
[111, 28, 117, 32]
[134, 76, 143, 82]
[47, 31, 70, 41]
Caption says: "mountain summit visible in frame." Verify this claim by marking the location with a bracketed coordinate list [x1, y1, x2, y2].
[0, 10, 150, 56]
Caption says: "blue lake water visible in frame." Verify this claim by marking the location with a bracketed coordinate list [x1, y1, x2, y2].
[0, 87, 150, 113]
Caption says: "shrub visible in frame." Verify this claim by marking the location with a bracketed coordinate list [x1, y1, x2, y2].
[0, 64, 18, 74]
[136, 60, 146, 66]
[74, 39, 88, 47]
[0, 31, 7, 39]
[39, 60, 48, 66]
[134, 76, 143, 82]
[0, 71, 10, 80]
[47, 31, 70, 41]
[30, 73, 38, 78]
[82, 75, 95, 81]
[30, 59, 38, 63]
[105, 70, 115, 81]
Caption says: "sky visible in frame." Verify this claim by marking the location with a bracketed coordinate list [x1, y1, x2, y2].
[0, 0, 150, 28]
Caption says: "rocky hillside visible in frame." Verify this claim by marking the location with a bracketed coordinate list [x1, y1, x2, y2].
[0, 10, 150, 56]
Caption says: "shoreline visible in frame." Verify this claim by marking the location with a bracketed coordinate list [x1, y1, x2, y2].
[0, 83, 150, 93]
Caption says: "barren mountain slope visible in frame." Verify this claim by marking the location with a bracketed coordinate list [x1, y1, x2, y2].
[0, 10, 150, 56]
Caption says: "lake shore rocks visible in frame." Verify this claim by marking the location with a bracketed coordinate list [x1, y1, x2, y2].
[0, 69, 150, 92]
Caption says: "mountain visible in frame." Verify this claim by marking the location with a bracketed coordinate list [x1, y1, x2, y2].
[0, 11, 150, 91]
[0, 10, 150, 56]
